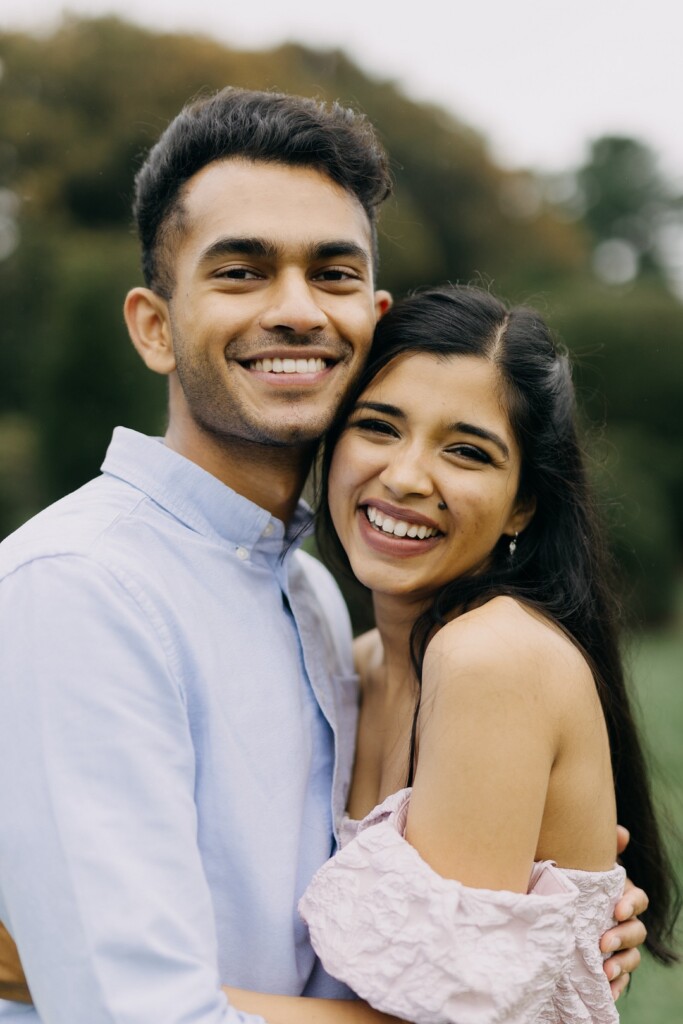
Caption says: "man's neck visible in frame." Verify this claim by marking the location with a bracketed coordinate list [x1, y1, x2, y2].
[164, 422, 314, 527]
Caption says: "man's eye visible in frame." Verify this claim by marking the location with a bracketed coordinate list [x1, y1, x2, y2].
[446, 444, 491, 463]
[315, 268, 359, 282]
[215, 267, 262, 280]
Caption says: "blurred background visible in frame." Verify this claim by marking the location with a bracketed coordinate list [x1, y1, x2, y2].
[0, 2, 681, 1016]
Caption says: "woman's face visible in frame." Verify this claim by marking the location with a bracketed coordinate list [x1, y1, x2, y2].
[328, 352, 534, 604]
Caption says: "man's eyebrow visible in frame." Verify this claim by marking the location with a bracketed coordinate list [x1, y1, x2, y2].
[309, 241, 371, 266]
[197, 237, 279, 267]
[451, 422, 510, 459]
[196, 237, 371, 269]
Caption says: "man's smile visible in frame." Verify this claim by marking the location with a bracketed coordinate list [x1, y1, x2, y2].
[248, 357, 329, 374]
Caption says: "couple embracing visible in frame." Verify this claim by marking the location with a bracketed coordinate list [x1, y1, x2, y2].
[0, 87, 677, 1024]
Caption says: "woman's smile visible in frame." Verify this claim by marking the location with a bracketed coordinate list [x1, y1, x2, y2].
[356, 500, 444, 559]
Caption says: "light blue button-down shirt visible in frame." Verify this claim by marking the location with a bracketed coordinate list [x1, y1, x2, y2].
[0, 428, 358, 1024]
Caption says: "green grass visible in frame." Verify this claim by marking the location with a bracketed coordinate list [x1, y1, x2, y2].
[618, 626, 683, 1022]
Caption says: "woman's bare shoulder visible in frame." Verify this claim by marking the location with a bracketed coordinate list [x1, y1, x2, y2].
[424, 596, 593, 705]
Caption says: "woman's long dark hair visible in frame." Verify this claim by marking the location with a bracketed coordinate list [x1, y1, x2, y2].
[318, 284, 680, 963]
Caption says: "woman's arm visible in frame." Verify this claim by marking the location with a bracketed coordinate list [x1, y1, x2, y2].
[406, 603, 561, 891]
[410, 602, 646, 999]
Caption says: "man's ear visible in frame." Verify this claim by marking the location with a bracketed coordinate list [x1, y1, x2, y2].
[505, 494, 537, 538]
[123, 287, 176, 376]
[374, 290, 392, 321]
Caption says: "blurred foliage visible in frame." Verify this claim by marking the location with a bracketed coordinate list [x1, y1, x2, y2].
[577, 136, 682, 281]
[0, 15, 682, 624]
[551, 283, 683, 623]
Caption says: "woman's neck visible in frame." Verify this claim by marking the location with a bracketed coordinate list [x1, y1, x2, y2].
[371, 592, 429, 694]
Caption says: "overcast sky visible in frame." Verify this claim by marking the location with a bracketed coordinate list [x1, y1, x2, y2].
[2, 0, 682, 184]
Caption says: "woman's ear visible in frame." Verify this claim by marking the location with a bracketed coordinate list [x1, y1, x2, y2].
[123, 287, 176, 376]
[505, 494, 537, 538]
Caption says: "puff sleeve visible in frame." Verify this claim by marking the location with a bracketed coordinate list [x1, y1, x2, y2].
[300, 790, 586, 1024]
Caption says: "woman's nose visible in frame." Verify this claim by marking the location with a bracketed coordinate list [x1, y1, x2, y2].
[378, 447, 434, 499]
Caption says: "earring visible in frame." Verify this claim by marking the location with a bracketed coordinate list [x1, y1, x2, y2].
[438, 500, 447, 511]
[508, 531, 519, 557]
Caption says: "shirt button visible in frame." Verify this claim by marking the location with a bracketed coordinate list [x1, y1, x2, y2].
[263, 522, 274, 537]
[236, 546, 249, 561]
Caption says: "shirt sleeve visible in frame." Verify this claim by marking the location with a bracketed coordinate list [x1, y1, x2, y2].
[0, 555, 265, 1024]
[299, 792, 579, 1024]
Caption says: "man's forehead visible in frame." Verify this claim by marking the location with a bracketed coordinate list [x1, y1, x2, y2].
[179, 157, 373, 254]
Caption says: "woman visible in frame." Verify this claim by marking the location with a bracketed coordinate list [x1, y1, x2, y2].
[295, 286, 678, 1022]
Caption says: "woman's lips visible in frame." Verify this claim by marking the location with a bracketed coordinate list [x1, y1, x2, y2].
[356, 506, 443, 558]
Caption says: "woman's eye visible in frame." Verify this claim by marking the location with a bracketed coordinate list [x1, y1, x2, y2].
[447, 444, 491, 464]
[351, 418, 398, 437]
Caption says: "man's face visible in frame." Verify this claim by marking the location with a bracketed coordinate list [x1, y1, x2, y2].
[163, 159, 389, 448]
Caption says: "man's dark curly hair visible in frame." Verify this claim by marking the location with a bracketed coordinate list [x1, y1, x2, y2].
[132, 87, 393, 298]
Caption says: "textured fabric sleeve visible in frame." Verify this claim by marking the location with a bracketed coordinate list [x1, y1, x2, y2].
[299, 791, 578, 1024]
[0, 557, 265, 1024]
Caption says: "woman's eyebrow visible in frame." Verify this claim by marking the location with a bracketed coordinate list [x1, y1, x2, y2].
[353, 401, 405, 418]
[450, 421, 510, 459]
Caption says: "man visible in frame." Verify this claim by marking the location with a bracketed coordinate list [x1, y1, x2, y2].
[0, 88, 644, 1023]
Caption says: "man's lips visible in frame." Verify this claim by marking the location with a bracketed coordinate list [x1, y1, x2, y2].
[236, 350, 341, 382]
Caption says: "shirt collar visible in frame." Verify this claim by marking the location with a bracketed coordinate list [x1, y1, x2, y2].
[101, 427, 313, 553]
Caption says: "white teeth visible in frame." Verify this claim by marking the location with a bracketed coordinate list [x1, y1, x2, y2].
[250, 357, 326, 374]
[364, 506, 438, 540]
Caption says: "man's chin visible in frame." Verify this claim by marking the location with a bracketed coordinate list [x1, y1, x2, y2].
[260, 423, 329, 448]
[247, 411, 337, 448]
[206, 420, 331, 451]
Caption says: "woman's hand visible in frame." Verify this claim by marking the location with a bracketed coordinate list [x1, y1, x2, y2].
[601, 826, 649, 1000]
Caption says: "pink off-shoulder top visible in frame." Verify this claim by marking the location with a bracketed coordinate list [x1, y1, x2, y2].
[299, 789, 624, 1023]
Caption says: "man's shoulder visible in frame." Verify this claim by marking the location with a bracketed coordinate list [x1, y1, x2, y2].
[0, 474, 149, 581]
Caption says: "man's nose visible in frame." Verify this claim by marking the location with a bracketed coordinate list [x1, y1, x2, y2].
[258, 272, 329, 334]
[378, 446, 434, 499]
